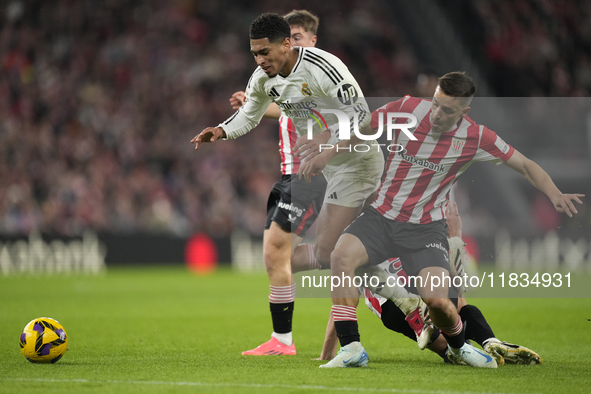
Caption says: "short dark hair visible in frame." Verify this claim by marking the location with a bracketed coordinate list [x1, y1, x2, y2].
[438, 71, 477, 98]
[249, 13, 291, 44]
[284, 10, 319, 35]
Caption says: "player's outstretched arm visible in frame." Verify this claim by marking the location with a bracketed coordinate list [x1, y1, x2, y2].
[314, 310, 338, 360]
[190, 127, 226, 150]
[504, 150, 585, 217]
[229, 91, 281, 119]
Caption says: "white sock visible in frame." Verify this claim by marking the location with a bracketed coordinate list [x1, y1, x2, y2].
[272, 331, 293, 346]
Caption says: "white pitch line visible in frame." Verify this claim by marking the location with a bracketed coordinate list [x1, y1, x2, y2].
[1, 378, 513, 394]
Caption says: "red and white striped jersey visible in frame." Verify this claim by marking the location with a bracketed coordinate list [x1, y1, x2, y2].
[370, 96, 515, 224]
[278, 115, 301, 175]
[362, 287, 386, 319]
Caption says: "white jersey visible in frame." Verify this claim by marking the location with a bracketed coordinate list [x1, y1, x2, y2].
[219, 47, 379, 172]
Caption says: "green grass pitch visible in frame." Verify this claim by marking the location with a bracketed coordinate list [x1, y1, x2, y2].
[1, 266, 590, 394]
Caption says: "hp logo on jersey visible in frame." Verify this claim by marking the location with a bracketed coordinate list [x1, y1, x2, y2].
[337, 83, 358, 105]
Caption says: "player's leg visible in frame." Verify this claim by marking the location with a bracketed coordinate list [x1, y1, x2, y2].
[405, 246, 496, 368]
[290, 174, 328, 273]
[263, 223, 296, 286]
[450, 237, 541, 365]
[314, 203, 363, 267]
[293, 197, 370, 273]
[319, 232, 370, 368]
[358, 259, 434, 349]
[291, 241, 318, 273]
[243, 177, 298, 356]
[320, 207, 393, 368]
[459, 303, 542, 365]
[314, 147, 383, 268]
[378, 300, 447, 359]
[372, 230, 469, 350]
[318, 150, 384, 368]
[242, 223, 298, 355]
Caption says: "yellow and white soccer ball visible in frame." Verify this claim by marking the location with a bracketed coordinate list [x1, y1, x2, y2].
[20, 317, 68, 363]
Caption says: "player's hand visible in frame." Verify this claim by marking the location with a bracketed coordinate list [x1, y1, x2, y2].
[190, 127, 225, 150]
[551, 193, 585, 217]
[312, 352, 334, 361]
[445, 202, 462, 238]
[297, 154, 329, 182]
[229, 91, 246, 110]
[313, 342, 337, 360]
[294, 131, 331, 161]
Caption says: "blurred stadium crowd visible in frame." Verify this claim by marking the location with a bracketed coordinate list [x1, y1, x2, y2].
[444, 0, 591, 96]
[0, 0, 590, 239]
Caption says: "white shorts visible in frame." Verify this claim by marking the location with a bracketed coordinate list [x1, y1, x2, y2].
[322, 148, 384, 208]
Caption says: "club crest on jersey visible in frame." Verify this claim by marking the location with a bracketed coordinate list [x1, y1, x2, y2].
[301, 83, 312, 97]
[451, 138, 465, 152]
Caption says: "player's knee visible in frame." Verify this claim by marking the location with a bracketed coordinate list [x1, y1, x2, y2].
[263, 242, 288, 272]
[330, 247, 357, 273]
[421, 297, 449, 312]
[263, 246, 279, 267]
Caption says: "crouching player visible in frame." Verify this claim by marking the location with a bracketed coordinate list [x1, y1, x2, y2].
[316, 202, 542, 366]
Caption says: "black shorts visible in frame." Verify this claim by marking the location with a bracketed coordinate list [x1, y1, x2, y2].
[265, 174, 327, 236]
[344, 206, 450, 278]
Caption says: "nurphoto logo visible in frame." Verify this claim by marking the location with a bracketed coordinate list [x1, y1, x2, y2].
[307, 109, 418, 153]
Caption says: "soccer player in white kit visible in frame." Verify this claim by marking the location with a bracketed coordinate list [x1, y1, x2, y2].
[228, 10, 331, 356]
[319, 71, 584, 368]
[191, 13, 383, 356]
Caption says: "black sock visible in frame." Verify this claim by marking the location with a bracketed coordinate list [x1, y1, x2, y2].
[441, 318, 466, 349]
[380, 300, 416, 341]
[380, 301, 442, 346]
[459, 304, 495, 346]
[443, 329, 466, 349]
[335, 320, 360, 347]
[270, 301, 294, 334]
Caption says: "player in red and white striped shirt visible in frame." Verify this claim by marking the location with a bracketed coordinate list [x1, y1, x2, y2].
[371, 93, 515, 224]
[319, 202, 542, 366]
[321, 71, 584, 368]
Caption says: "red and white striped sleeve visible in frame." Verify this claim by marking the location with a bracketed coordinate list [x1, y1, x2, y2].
[473, 126, 515, 164]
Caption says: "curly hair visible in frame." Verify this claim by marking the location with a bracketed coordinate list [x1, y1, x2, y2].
[249, 13, 291, 43]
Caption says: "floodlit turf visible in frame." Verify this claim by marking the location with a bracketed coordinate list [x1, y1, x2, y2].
[1, 266, 590, 394]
